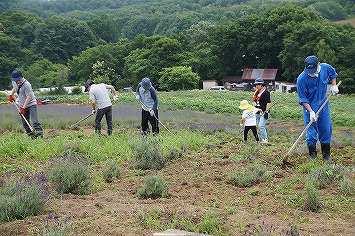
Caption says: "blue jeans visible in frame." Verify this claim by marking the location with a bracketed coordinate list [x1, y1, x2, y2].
[256, 113, 268, 141]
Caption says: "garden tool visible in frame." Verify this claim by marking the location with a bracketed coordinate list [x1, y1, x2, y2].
[282, 81, 341, 167]
[6, 90, 37, 137]
[132, 92, 172, 134]
[69, 112, 94, 129]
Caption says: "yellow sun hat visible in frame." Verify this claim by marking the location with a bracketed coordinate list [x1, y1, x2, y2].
[247, 105, 255, 111]
[239, 100, 251, 110]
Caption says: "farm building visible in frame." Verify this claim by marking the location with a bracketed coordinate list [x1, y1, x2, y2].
[202, 80, 218, 90]
[275, 81, 297, 93]
[242, 68, 278, 90]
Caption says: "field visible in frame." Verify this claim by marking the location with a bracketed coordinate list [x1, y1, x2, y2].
[0, 91, 354, 236]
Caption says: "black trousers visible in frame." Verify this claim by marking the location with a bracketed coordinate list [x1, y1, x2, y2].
[244, 126, 259, 141]
[141, 109, 159, 135]
[95, 106, 113, 134]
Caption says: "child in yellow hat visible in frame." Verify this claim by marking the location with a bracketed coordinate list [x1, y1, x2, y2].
[239, 100, 262, 145]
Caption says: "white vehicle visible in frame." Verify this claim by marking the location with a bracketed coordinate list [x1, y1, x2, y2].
[210, 86, 226, 91]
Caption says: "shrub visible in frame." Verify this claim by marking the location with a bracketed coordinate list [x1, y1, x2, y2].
[138, 175, 168, 199]
[103, 159, 121, 183]
[48, 153, 92, 195]
[70, 86, 83, 95]
[243, 221, 300, 235]
[308, 164, 351, 189]
[339, 176, 354, 195]
[41, 213, 72, 236]
[303, 182, 321, 212]
[130, 139, 166, 170]
[227, 163, 270, 187]
[0, 172, 50, 222]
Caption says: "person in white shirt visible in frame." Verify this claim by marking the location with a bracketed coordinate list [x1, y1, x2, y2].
[84, 81, 118, 135]
[239, 100, 261, 145]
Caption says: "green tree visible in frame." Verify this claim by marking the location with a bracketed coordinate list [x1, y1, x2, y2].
[68, 41, 130, 88]
[158, 66, 200, 91]
[87, 15, 120, 43]
[33, 16, 98, 64]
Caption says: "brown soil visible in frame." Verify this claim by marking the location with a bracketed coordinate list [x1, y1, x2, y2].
[0, 109, 354, 236]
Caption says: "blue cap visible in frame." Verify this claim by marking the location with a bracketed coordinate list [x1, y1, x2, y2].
[141, 78, 151, 89]
[254, 78, 265, 85]
[304, 56, 319, 74]
[12, 70, 23, 81]
[84, 81, 94, 92]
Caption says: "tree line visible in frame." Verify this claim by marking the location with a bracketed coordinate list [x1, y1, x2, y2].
[0, 2, 354, 93]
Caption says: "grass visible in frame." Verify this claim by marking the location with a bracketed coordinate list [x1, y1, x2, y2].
[0, 91, 354, 235]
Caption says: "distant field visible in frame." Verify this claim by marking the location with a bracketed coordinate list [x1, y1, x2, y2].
[336, 18, 355, 26]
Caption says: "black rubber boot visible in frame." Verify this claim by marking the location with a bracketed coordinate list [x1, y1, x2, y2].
[107, 130, 112, 136]
[308, 146, 317, 160]
[321, 143, 331, 162]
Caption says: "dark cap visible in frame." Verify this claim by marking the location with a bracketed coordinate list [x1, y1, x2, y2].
[304, 55, 319, 74]
[12, 70, 23, 81]
[84, 81, 95, 92]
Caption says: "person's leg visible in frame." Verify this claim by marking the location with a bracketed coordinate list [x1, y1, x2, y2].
[251, 126, 259, 142]
[141, 109, 150, 135]
[304, 111, 319, 159]
[105, 106, 113, 135]
[28, 105, 43, 137]
[21, 108, 34, 138]
[150, 109, 159, 135]
[258, 115, 268, 142]
[318, 110, 332, 161]
[243, 127, 248, 142]
[95, 108, 105, 133]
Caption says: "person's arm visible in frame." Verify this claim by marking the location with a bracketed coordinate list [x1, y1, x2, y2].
[301, 102, 312, 113]
[22, 94, 32, 108]
[107, 85, 117, 96]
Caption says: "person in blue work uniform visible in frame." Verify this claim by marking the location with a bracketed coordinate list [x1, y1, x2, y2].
[135, 78, 159, 136]
[296, 55, 339, 161]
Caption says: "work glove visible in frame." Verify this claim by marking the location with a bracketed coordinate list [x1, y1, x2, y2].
[92, 109, 96, 114]
[20, 107, 25, 115]
[8, 95, 14, 102]
[309, 111, 317, 122]
[264, 112, 269, 120]
[149, 110, 155, 117]
[136, 95, 140, 101]
[330, 85, 339, 95]
[113, 95, 118, 101]
[240, 123, 244, 127]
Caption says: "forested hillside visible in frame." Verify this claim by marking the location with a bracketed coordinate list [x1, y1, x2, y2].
[0, 0, 354, 93]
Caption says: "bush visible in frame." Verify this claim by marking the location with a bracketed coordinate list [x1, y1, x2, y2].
[103, 159, 121, 183]
[227, 163, 270, 187]
[138, 175, 168, 199]
[308, 164, 351, 189]
[130, 139, 166, 170]
[48, 153, 92, 195]
[303, 182, 321, 212]
[0, 173, 50, 222]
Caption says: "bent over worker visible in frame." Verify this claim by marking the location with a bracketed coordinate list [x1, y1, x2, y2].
[84, 81, 118, 135]
[296, 55, 339, 161]
[135, 78, 159, 136]
[9, 70, 43, 139]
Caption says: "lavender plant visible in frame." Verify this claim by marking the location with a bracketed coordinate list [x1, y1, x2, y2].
[138, 175, 168, 199]
[227, 162, 271, 187]
[0, 172, 50, 222]
[41, 213, 72, 236]
[103, 159, 121, 183]
[243, 221, 300, 235]
[48, 153, 92, 195]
